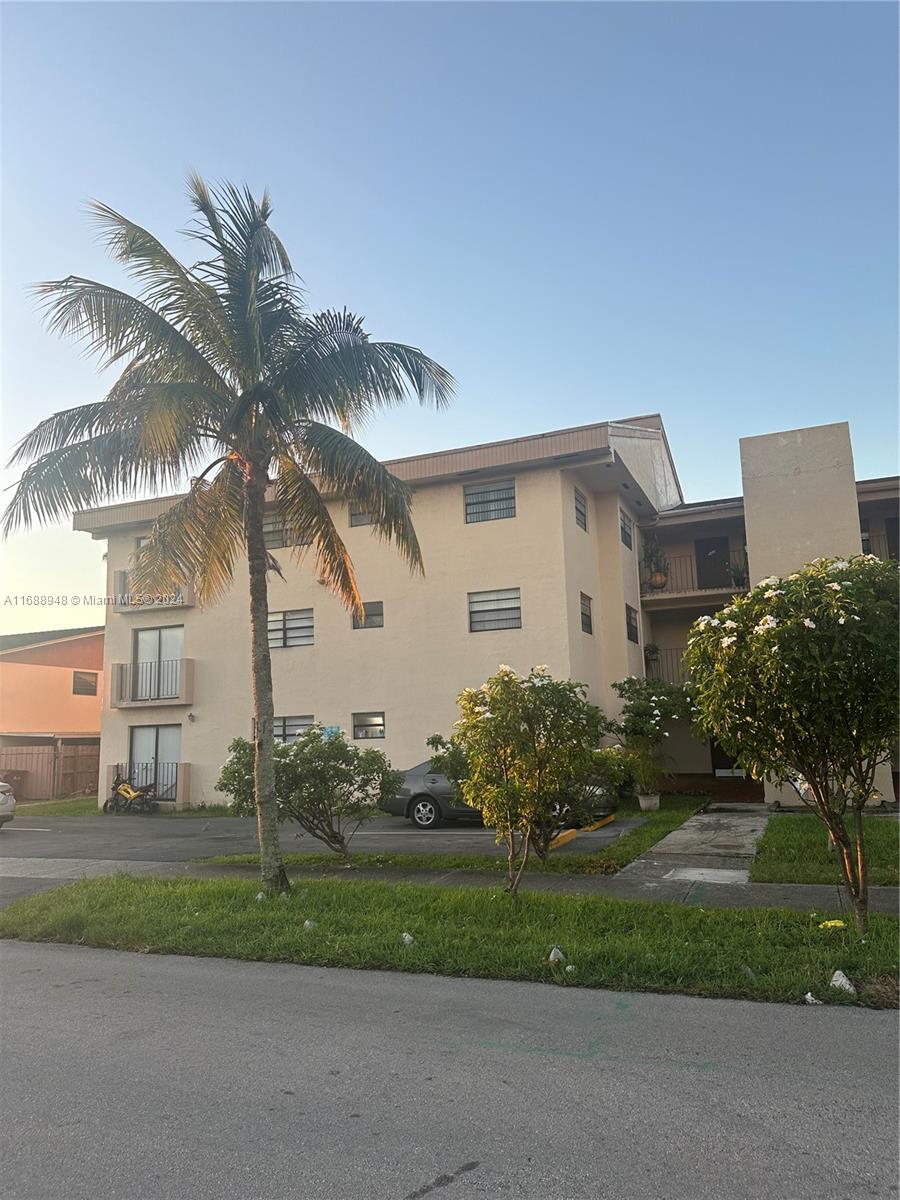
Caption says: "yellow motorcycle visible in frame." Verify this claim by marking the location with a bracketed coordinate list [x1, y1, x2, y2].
[103, 772, 159, 814]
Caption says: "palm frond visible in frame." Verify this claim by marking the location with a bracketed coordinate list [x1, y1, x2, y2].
[274, 456, 363, 616]
[130, 459, 246, 606]
[32, 276, 229, 392]
[271, 308, 454, 428]
[290, 422, 423, 573]
[89, 199, 241, 382]
[2, 429, 193, 534]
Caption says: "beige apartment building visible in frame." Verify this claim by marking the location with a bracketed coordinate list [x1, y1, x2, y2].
[73, 415, 898, 809]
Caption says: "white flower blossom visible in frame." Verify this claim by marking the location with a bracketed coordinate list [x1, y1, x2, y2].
[758, 576, 780, 588]
[721, 635, 737, 647]
[827, 583, 841, 591]
[838, 617, 846, 625]
[754, 614, 778, 633]
[829, 560, 849, 571]
[764, 589, 784, 598]
[851, 615, 860, 621]
[802, 618, 816, 629]
[723, 619, 738, 629]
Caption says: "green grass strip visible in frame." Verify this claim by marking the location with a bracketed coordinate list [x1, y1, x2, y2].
[0, 874, 895, 1007]
[750, 814, 899, 886]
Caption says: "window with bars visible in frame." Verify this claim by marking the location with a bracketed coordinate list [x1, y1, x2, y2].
[580, 593, 593, 635]
[352, 711, 385, 739]
[468, 587, 522, 632]
[349, 505, 376, 527]
[574, 488, 588, 531]
[625, 604, 640, 644]
[273, 715, 314, 743]
[262, 510, 311, 549]
[268, 609, 314, 648]
[464, 479, 516, 524]
[73, 670, 98, 696]
[352, 601, 384, 630]
[619, 510, 633, 549]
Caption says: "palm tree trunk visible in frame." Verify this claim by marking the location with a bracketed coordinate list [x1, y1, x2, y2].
[244, 472, 290, 893]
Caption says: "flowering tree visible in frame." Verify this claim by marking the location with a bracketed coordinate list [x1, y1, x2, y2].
[610, 676, 692, 793]
[216, 726, 402, 861]
[684, 555, 899, 932]
[429, 666, 605, 898]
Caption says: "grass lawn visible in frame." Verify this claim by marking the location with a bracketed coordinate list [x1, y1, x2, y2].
[16, 796, 100, 816]
[16, 797, 236, 818]
[0, 874, 895, 1007]
[207, 795, 704, 876]
[750, 814, 900, 887]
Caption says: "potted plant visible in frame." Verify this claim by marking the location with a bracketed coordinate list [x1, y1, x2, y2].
[643, 642, 661, 667]
[728, 556, 749, 589]
[642, 536, 669, 590]
[628, 746, 661, 811]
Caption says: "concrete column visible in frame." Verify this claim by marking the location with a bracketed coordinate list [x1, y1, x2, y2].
[739, 423, 864, 807]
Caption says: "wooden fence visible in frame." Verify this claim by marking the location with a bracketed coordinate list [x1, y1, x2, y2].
[0, 742, 100, 801]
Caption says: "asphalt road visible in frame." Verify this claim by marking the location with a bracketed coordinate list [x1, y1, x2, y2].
[1, 941, 896, 1200]
[0, 814, 641, 907]
[2, 812, 636, 862]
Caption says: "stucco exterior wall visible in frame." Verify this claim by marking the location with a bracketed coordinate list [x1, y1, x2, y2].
[0, 661, 102, 735]
[740, 423, 862, 581]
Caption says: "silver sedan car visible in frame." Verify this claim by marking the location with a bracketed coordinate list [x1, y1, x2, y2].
[380, 762, 480, 829]
[0, 781, 16, 830]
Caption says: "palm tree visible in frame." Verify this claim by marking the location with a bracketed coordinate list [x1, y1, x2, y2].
[3, 177, 454, 891]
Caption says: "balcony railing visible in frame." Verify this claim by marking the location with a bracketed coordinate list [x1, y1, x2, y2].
[641, 552, 749, 598]
[866, 533, 898, 561]
[118, 761, 179, 802]
[113, 571, 194, 611]
[111, 659, 194, 707]
[646, 647, 688, 686]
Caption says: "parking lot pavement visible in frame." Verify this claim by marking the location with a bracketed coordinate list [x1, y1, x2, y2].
[0, 812, 642, 864]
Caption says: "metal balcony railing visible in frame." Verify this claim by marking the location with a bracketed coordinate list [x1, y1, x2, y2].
[866, 533, 898, 561]
[113, 571, 193, 611]
[112, 659, 193, 706]
[646, 647, 688, 685]
[118, 761, 179, 801]
[641, 551, 750, 597]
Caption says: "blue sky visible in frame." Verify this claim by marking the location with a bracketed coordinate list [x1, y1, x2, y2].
[1, 1, 897, 629]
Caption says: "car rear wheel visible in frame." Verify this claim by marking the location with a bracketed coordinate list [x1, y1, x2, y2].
[409, 796, 442, 829]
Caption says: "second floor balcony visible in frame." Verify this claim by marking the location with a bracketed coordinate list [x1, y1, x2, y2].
[641, 549, 750, 605]
[645, 646, 688, 686]
[111, 658, 194, 708]
[113, 570, 194, 612]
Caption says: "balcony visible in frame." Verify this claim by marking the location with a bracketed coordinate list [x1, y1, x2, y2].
[113, 570, 194, 612]
[111, 659, 194, 707]
[646, 646, 688, 686]
[641, 551, 749, 607]
[867, 533, 898, 561]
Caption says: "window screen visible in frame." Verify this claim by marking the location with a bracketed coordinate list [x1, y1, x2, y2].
[352, 601, 384, 629]
[464, 479, 516, 524]
[268, 609, 314, 648]
[468, 588, 522, 632]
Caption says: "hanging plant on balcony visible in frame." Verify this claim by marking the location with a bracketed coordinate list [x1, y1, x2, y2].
[642, 536, 669, 590]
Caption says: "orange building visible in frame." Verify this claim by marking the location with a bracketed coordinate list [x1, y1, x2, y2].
[0, 626, 103, 800]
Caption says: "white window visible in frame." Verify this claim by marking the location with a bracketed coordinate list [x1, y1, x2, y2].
[352, 601, 384, 630]
[619, 511, 633, 550]
[273, 715, 314, 743]
[349, 505, 376, 527]
[464, 479, 516, 524]
[353, 711, 385, 739]
[574, 489, 588, 531]
[580, 593, 593, 635]
[468, 588, 522, 632]
[268, 609, 314, 648]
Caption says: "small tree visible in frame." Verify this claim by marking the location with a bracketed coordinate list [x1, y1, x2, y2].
[684, 555, 899, 933]
[429, 666, 604, 898]
[216, 726, 402, 861]
[610, 675, 692, 793]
